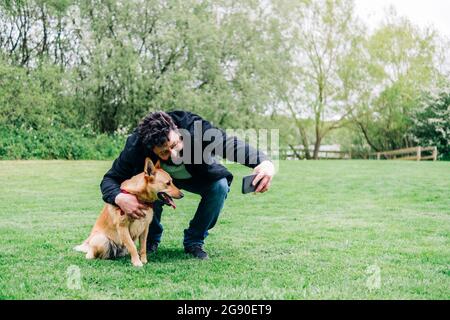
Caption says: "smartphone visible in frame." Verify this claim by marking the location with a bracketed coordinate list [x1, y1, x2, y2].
[242, 174, 259, 194]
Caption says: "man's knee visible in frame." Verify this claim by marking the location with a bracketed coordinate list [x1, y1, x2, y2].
[207, 178, 229, 198]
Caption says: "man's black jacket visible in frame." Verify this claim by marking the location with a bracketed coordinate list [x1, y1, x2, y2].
[100, 110, 269, 205]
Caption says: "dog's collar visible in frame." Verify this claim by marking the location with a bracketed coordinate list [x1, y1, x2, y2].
[119, 189, 154, 216]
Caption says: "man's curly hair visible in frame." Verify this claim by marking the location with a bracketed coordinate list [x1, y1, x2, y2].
[138, 111, 177, 147]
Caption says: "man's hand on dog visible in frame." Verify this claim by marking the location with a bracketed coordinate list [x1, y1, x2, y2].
[252, 160, 275, 193]
[115, 193, 149, 219]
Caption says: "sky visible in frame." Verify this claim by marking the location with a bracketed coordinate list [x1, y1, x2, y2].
[353, 0, 450, 37]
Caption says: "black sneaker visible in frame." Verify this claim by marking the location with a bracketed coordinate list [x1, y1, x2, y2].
[184, 245, 209, 260]
[147, 241, 159, 254]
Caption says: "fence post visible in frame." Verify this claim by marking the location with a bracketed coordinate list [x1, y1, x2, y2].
[433, 147, 438, 161]
[416, 146, 422, 161]
[376, 153, 380, 160]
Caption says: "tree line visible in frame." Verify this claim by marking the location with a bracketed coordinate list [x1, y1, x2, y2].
[1, 0, 449, 160]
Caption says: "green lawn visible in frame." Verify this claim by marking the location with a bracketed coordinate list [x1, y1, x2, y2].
[0, 160, 449, 299]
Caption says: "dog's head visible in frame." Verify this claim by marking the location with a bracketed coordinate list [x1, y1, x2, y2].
[120, 158, 184, 209]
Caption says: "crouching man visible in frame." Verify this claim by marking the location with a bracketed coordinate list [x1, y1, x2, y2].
[100, 111, 275, 259]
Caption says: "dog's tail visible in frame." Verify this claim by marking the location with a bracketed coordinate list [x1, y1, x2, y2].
[73, 242, 89, 253]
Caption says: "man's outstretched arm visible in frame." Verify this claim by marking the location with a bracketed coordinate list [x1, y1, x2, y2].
[191, 113, 275, 193]
[222, 134, 275, 192]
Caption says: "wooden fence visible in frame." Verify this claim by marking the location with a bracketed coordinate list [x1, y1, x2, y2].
[279, 145, 438, 161]
[372, 146, 438, 161]
[279, 147, 352, 160]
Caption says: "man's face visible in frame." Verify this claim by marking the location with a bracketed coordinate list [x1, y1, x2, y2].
[152, 130, 183, 162]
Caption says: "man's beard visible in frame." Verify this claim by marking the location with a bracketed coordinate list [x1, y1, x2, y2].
[162, 149, 183, 166]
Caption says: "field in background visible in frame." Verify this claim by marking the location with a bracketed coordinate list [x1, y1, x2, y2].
[0, 160, 449, 299]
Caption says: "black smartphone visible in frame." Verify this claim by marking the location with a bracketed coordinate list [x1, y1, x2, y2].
[242, 174, 259, 194]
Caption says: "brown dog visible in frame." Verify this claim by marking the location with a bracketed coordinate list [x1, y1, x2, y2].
[74, 158, 183, 267]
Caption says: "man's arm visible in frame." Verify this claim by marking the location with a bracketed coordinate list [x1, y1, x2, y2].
[188, 113, 269, 168]
[220, 133, 275, 193]
[100, 134, 150, 219]
[100, 153, 133, 205]
[191, 113, 275, 192]
[100, 134, 138, 205]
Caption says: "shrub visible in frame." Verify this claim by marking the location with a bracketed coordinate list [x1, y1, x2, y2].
[410, 92, 450, 161]
[0, 126, 127, 160]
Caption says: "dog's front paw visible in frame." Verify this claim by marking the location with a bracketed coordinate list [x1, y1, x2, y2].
[141, 256, 148, 264]
[132, 259, 144, 267]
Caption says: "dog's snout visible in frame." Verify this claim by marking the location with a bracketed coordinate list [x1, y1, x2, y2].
[179, 192, 184, 199]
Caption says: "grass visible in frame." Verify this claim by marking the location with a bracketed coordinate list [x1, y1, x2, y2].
[0, 160, 449, 300]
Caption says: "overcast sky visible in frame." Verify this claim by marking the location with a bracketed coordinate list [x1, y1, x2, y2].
[353, 0, 450, 37]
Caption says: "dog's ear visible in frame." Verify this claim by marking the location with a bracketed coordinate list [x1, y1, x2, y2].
[155, 160, 161, 169]
[144, 157, 156, 176]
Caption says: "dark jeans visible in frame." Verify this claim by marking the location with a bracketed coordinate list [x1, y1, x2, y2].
[148, 177, 230, 248]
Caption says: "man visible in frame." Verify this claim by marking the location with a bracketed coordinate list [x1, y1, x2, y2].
[100, 111, 275, 259]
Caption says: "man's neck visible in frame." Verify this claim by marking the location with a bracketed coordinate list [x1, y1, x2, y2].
[161, 158, 182, 166]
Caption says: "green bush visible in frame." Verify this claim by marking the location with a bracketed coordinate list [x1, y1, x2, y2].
[0, 126, 126, 160]
[410, 92, 450, 161]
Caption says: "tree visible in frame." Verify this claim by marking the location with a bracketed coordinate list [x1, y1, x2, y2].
[410, 91, 450, 160]
[76, 0, 285, 132]
[0, 0, 284, 133]
[352, 10, 446, 152]
[272, 0, 366, 159]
